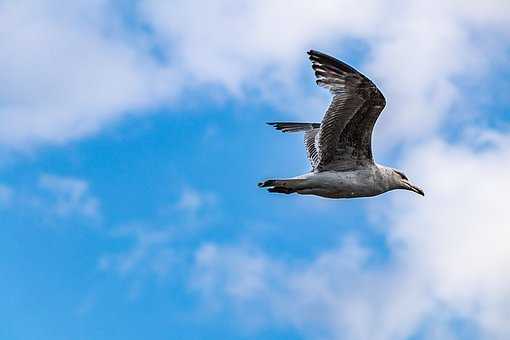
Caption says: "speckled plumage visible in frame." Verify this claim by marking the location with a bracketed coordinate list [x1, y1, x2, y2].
[260, 50, 424, 199]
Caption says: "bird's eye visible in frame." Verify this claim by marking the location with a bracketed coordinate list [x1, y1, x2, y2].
[395, 171, 408, 181]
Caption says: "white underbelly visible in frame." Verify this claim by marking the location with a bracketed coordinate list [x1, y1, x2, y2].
[295, 170, 386, 198]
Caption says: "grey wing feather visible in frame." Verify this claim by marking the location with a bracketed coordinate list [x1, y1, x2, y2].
[315, 93, 365, 170]
[304, 128, 320, 170]
[267, 122, 320, 133]
[307, 50, 386, 171]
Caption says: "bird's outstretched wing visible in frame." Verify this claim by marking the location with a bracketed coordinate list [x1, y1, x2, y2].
[308, 50, 386, 171]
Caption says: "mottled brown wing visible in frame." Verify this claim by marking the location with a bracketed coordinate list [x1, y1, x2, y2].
[308, 50, 386, 171]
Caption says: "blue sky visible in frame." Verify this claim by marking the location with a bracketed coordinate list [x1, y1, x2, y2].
[1, 1, 510, 340]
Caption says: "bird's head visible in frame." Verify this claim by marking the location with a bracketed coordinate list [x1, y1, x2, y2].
[391, 169, 424, 196]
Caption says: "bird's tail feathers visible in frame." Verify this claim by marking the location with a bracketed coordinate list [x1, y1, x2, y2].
[258, 178, 307, 195]
[266, 122, 320, 133]
[267, 186, 294, 194]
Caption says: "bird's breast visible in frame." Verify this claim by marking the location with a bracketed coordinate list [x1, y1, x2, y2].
[308, 169, 387, 197]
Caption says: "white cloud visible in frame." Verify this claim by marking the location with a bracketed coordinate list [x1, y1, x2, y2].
[0, 175, 100, 223]
[175, 187, 217, 216]
[384, 132, 510, 338]
[141, 0, 510, 150]
[191, 129, 510, 339]
[191, 240, 427, 339]
[38, 174, 100, 219]
[99, 187, 217, 281]
[141, 0, 383, 93]
[99, 223, 175, 278]
[2, 0, 508, 151]
[0, 0, 177, 148]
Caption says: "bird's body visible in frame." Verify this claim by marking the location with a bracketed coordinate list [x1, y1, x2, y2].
[260, 165, 398, 199]
[259, 50, 424, 199]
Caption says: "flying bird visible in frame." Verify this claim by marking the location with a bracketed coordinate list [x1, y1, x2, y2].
[258, 50, 424, 199]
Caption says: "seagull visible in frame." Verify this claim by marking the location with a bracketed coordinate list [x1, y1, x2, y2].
[258, 50, 424, 199]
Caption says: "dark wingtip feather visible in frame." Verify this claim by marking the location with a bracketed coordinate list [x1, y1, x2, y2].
[266, 122, 320, 133]
[258, 180, 275, 188]
[266, 122, 283, 130]
[267, 187, 294, 194]
[307, 49, 364, 79]
[308, 49, 324, 60]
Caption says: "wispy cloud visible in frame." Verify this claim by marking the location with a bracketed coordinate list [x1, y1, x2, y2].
[99, 223, 175, 278]
[99, 187, 218, 291]
[175, 187, 216, 212]
[0, 174, 100, 224]
[38, 174, 100, 220]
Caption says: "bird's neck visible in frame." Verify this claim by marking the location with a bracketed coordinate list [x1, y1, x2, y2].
[374, 164, 393, 175]
[374, 164, 399, 190]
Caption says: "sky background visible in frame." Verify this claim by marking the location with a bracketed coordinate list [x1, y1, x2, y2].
[1, 1, 510, 339]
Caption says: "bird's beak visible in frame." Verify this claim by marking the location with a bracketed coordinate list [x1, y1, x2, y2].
[402, 179, 425, 196]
